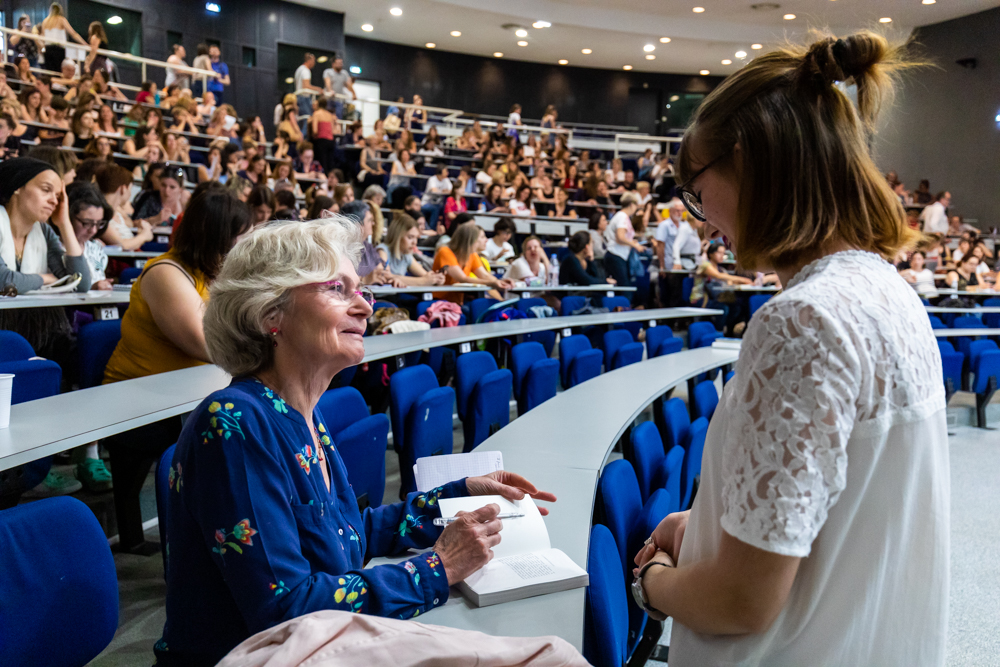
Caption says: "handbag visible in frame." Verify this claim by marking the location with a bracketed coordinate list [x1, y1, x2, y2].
[383, 114, 401, 133]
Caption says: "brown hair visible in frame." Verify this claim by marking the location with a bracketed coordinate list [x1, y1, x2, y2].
[88, 21, 108, 44]
[95, 163, 133, 194]
[386, 213, 420, 259]
[448, 223, 483, 263]
[678, 31, 920, 272]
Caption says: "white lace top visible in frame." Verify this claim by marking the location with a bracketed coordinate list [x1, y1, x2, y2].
[671, 250, 950, 666]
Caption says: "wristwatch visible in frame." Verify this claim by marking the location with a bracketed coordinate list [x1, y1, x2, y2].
[631, 560, 671, 621]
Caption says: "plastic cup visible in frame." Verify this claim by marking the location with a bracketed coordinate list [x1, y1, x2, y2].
[0, 373, 12, 429]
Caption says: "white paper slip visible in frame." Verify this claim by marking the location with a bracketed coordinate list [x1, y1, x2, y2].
[414, 451, 504, 492]
[437, 495, 548, 560]
[711, 338, 742, 351]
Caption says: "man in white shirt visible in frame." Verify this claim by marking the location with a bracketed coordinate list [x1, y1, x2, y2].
[673, 214, 704, 270]
[294, 53, 322, 130]
[654, 198, 683, 305]
[165, 44, 189, 89]
[323, 56, 355, 119]
[919, 191, 950, 235]
[420, 165, 452, 232]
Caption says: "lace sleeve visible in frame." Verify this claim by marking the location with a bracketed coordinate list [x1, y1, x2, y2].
[720, 299, 861, 557]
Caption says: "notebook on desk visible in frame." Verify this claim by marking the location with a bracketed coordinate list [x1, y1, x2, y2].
[414, 451, 504, 492]
[437, 495, 588, 608]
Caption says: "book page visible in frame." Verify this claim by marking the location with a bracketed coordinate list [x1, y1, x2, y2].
[437, 495, 549, 560]
[461, 548, 588, 594]
[414, 451, 504, 492]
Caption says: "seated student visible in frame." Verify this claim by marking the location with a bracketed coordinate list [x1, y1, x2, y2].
[247, 185, 275, 225]
[0, 112, 23, 159]
[588, 210, 609, 260]
[560, 230, 615, 286]
[484, 217, 516, 263]
[67, 182, 113, 291]
[38, 96, 71, 146]
[507, 184, 536, 217]
[899, 250, 935, 294]
[480, 183, 508, 213]
[293, 141, 324, 178]
[274, 189, 301, 221]
[946, 254, 981, 291]
[376, 213, 446, 286]
[94, 163, 153, 251]
[443, 182, 468, 227]
[504, 235, 551, 284]
[133, 165, 189, 225]
[432, 223, 513, 303]
[104, 189, 253, 384]
[691, 240, 752, 336]
[135, 80, 157, 105]
[133, 142, 166, 182]
[547, 185, 578, 219]
[306, 194, 338, 219]
[339, 200, 397, 286]
[971, 244, 993, 280]
[386, 148, 417, 201]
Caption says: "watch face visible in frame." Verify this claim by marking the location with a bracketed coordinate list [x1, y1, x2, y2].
[631, 577, 646, 609]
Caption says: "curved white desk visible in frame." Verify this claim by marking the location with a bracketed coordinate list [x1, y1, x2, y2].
[0, 291, 131, 310]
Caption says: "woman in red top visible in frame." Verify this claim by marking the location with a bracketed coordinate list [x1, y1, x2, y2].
[443, 183, 467, 228]
[563, 163, 579, 191]
[310, 96, 339, 173]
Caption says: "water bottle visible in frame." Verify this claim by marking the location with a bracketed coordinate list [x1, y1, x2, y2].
[154, 91, 161, 106]
[548, 254, 560, 286]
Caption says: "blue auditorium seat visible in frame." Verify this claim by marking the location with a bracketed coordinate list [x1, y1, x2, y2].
[558, 334, 603, 389]
[389, 365, 456, 496]
[682, 276, 693, 304]
[656, 445, 686, 515]
[141, 241, 169, 252]
[692, 380, 719, 420]
[681, 417, 709, 510]
[983, 298, 1000, 328]
[603, 329, 644, 371]
[645, 325, 683, 358]
[927, 315, 946, 330]
[749, 294, 772, 317]
[724, 370, 735, 384]
[515, 297, 547, 314]
[661, 396, 691, 453]
[938, 341, 964, 403]
[601, 295, 641, 340]
[318, 387, 389, 509]
[469, 297, 500, 323]
[510, 342, 559, 415]
[584, 524, 629, 667]
[0, 496, 118, 667]
[630, 421, 665, 503]
[0, 330, 34, 362]
[688, 321, 722, 349]
[155, 443, 176, 571]
[972, 347, 1000, 428]
[371, 300, 396, 313]
[560, 295, 587, 317]
[119, 267, 142, 284]
[455, 352, 512, 451]
[77, 320, 122, 388]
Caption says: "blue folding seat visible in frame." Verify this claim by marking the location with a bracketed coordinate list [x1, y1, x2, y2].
[603, 329, 644, 371]
[371, 300, 396, 313]
[749, 294, 772, 317]
[688, 321, 722, 349]
[655, 446, 686, 515]
[982, 298, 1000, 328]
[140, 241, 169, 252]
[469, 297, 500, 323]
[318, 387, 390, 509]
[510, 342, 558, 415]
[601, 295, 641, 340]
[952, 317, 986, 361]
[973, 347, 1000, 428]
[646, 325, 683, 358]
[77, 320, 122, 389]
[456, 352, 512, 451]
[681, 417, 709, 510]
[119, 267, 142, 284]
[692, 380, 719, 421]
[584, 525, 629, 667]
[938, 341, 964, 402]
[724, 370, 735, 384]
[630, 422, 665, 503]
[661, 396, 691, 453]
[560, 295, 587, 317]
[0, 497, 118, 667]
[155, 443, 177, 571]
[515, 297, 547, 314]
[558, 334, 603, 389]
[389, 365, 456, 496]
[967, 340, 999, 381]
[682, 276, 693, 304]
[927, 315, 946, 330]
[0, 330, 34, 362]
[517, 298, 557, 356]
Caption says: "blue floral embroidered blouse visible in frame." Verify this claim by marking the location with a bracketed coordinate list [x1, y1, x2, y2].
[154, 377, 466, 666]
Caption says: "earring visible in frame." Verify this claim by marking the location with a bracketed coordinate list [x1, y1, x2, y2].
[270, 327, 278, 348]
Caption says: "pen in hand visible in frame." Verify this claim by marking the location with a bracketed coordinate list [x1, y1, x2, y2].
[433, 512, 525, 527]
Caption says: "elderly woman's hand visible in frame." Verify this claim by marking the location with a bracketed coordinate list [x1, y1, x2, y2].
[434, 503, 503, 584]
[465, 470, 557, 516]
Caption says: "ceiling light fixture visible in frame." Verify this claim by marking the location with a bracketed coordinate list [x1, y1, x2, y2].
[390, 7, 402, 16]
[623, 65, 633, 70]
[425, 42, 436, 48]
[670, 94, 680, 101]
[494, 52, 504, 57]
[721, 59, 732, 64]
[783, 13, 795, 20]
[515, 28, 528, 37]
[450, 30, 461, 37]
[735, 50, 747, 58]
[532, 20, 551, 28]
[692, 7, 705, 13]
[361, 23, 374, 31]
[558, 59, 568, 65]
[582, 48, 592, 54]
[517, 40, 528, 46]
[700, 69, 710, 75]
[922, 0, 936, 4]
[643, 44, 655, 52]
[107, 15, 123, 24]
[317, 56, 328, 63]
[879, 16, 892, 23]
[646, 54, 656, 60]
[349, 65, 361, 74]
[284, 77, 294, 84]
[660, 37, 671, 43]
[751, 43, 763, 49]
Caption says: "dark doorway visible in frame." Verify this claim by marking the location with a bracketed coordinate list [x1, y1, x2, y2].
[627, 88, 661, 136]
[66, 0, 143, 85]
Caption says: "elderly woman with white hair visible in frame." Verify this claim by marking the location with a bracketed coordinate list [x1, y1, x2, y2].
[155, 217, 555, 666]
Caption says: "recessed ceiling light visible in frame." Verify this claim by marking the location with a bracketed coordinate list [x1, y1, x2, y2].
[532, 20, 551, 28]
[558, 59, 568, 65]
[700, 69, 710, 75]
[106, 15, 123, 25]
[879, 17, 892, 23]
[361, 23, 374, 31]
[692, 6, 705, 13]
[646, 54, 656, 60]
[450, 30, 461, 37]
[783, 13, 795, 20]
[670, 94, 680, 101]
[284, 77, 294, 84]
[721, 59, 732, 64]
[317, 56, 328, 63]
[517, 41, 528, 46]
[494, 52, 504, 57]
[660, 37, 671, 43]
[735, 50, 747, 58]
[643, 44, 655, 52]
[389, 7, 402, 16]
[425, 42, 436, 48]
[582, 48, 592, 54]
[751, 43, 763, 49]
[515, 28, 528, 37]
[922, 0, 936, 4]
[623, 65, 633, 70]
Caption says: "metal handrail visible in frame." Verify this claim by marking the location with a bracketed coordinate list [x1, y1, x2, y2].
[613, 133, 681, 159]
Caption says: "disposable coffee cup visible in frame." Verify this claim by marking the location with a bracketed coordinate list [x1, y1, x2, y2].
[0, 373, 13, 429]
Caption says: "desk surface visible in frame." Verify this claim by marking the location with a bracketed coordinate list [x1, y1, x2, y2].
[934, 328, 1000, 337]
[0, 307, 721, 471]
[926, 306, 1000, 314]
[105, 250, 164, 259]
[512, 285, 637, 293]
[715, 285, 780, 292]
[0, 290, 131, 310]
[370, 285, 488, 296]
[934, 289, 1000, 297]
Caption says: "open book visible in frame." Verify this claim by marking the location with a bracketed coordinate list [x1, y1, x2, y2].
[25, 273, 82, 295]
[414, 451, 504, 492]
[437, 495, 588, 608]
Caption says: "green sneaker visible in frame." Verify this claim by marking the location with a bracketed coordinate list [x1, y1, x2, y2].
[25, 470, 83, 497]
[77, 458, 113, 493]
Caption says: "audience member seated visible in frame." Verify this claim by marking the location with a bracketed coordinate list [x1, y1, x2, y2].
[432, 224, 513, 303]
[386, 148, 416, 201]
[548, 185, 577, 218]
[0, 113, 23, 159]
[133, 165, 189, 224]
[899, 250, 935, 294]
[560, 230, 614, 286]
[912, 179, 933, 205]
[357, 135, 386, 188]
[104, 188, 253, 384]
[65, 106, 96, 149]
[247, 185, 275, 225]
[508, 184, 536, 217]
[443, 182, 468, 227]
[293, 141, 324, 178]
[484, 217, 515, 263]
[96, 163, 154, 251]
[480, 183, 507, 213]
[239, 154, 269, 186]
[691, 240, 752, 335]
[504, 235, 551, 284]
[96, 103, 120, 136]
[376, 214, 446, 286]
[133, 142, 165, 181]
[421, 164, 452, 230]
[67, 181, 113, 291]
[274, 189, 301, 221]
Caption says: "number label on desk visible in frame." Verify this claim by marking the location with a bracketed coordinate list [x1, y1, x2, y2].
[521, 292, 531, 299]
[562, 328, 572, 337]
[459, 342, 472, 354]
[606, 290, 614, 297]
[155, 235, 169, 244]
[396, 355, 406, 369]
[96, 306, 119, 321]
[135, 259, 147, 269]
[648, 320, 656, 328]
[422, 292, 433, 301]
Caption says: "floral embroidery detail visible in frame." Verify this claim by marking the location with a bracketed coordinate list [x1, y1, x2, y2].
[348, 524, 360, 549]
[424, 552, 442, 576]
[212, 519, 258, 561]
[397, 513, 426, 537]
[404, 560, 420, 585]
[168, 462, 183, 492]
[296, 443, 319, 474]
[154, 639, 168, 653]
[415, 485, 445, 509]
[316, 421, 333, 449]
[261, 386, 289, 414]
[333, 575, 367, 611]
[269, 581, 290, 596]
[202, 401, 244, 444]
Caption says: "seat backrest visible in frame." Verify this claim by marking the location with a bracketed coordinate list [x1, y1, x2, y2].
[687, 321, 717, 348]
[568, 348, 603, 388]
[560, 295, 587, 317]
[748, 294, 772, 317]
[661, 396, 691, 452]
[631, 422, 665, 503]
[559, 334, 592, 387]
[372, 300, 396, 313]
[681, 417, 709, 510]
[692, 380, 719, 421]
[469, 297, 500, 323]
[77, 320, 122, 389]
[602, 329, 633, 370]
[682, 276, 694, 303]
[141, 241, 170, 252]
[969, 339, 999, 370]
[584, 524, 629, 667]
[119, 267, 142, 284]
[456, 351, 498, 420]
[0, 359, 62, 404]
[0, 330, 35, 362]
[0, 496, 118, 667]
[155, 443, 177, 572]
[389, 364, 439, 455]
[645, 326, 674, 358]
[400, 385, 456, 495]
[657, 446, 685, 515]
[465, 368, 513, 451]
[317, 387, 371, 438]
[952, 315, 985, 329]
[973, 350, 1000, 394]
[601, 296, 631, 311]
[511, 342, 546, 400]
[937, 340, 956, 355]
[521, 357, 559, 413]
[333, 414, 390, 508]
[515, 297, 547, 313]
[597, 459, 643, 579]
[928, 315, 946, 330]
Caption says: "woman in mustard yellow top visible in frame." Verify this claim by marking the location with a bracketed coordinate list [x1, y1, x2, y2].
[104, 185, 253, 383]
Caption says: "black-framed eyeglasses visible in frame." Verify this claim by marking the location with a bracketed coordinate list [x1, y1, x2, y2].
[74, 216, 104, 230]
[676, 149, 732, 222]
